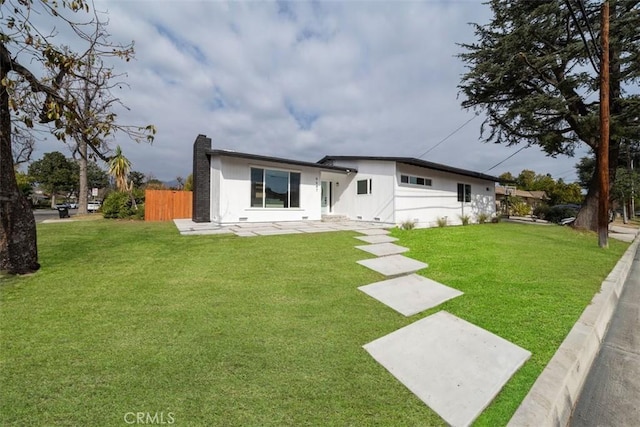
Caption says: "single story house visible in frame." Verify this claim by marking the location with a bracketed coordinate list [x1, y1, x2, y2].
[192, 134, 500, 228]
[495, 186, 548, 213]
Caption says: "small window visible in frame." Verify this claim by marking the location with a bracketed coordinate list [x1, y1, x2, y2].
[401, 174, 432, 187]
[457, 183, 471, 203]
[357, 179, 372, 195]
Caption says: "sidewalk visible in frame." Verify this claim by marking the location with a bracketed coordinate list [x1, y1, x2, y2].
[569, 242, 640, 426]
[509, 225, 639, 426]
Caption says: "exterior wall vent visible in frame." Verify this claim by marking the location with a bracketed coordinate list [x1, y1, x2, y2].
[302, 216, 308, 220]
[374, 217, 380, 221]
[239, 217, 248, 221]
[357, 215, 362, 220]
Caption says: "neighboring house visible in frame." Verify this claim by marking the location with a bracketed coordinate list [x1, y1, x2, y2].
[192, 134, 500, 227]
[495, 186, 548, 213]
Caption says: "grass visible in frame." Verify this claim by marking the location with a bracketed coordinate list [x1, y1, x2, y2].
[0, 221, 629, 426]
[391, 223, 629, 425]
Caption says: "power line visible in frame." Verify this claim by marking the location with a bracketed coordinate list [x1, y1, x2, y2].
[416, 113, 478, 159]
[483, 145, 529, 173]
[565, 0, 600, 74]
[576, 0, 601, 59]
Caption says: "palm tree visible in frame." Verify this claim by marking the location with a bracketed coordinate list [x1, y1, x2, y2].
[108, 145, 137, 210]
[108, 145, 132, 192]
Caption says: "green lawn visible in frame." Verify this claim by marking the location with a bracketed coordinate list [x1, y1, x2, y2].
[0, 221, 629, 426]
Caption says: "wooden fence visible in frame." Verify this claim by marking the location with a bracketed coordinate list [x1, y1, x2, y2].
[144, 190, 192, 221]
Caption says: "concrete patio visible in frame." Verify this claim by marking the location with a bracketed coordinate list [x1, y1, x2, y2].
[173, 218, 389, 237]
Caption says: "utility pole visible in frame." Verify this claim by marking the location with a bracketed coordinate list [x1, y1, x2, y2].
[598, 0, 610, 248]
[631, 158, 635, 218]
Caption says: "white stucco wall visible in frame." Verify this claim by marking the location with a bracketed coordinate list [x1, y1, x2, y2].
[394, 163, 496, 227]
[209, 155, 495, 226]
[330, 160, 397, 224]
[212, 156, 324, 224]
[210, 156, 221, 223]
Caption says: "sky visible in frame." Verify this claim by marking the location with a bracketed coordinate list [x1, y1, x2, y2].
[30, 0, 591, 183]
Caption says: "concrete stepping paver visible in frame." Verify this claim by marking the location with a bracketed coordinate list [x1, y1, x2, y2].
[358, 274, 463, 316]
[355, 243, 409, 257]
[357, 254, 427, 276]
[235, 231, 258, 237]
[299, 227, 338, 233]
[364, 311, 531, 427]
[357, 228, 391, 236]
[354, 235, 399, 244]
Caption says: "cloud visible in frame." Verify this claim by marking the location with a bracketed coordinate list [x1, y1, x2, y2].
[27, 0, 588, 183]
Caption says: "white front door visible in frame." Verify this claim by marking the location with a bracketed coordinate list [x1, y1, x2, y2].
[321, 181, 330, 214]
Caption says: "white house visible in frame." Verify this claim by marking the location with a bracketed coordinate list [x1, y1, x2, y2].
[192, 134, 499, 227]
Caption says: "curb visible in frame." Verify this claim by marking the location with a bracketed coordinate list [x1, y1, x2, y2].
[508, 233, 640, 427]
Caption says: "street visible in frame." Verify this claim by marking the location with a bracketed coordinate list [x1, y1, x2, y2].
[570, 244, 640, 426]
[32, 209, 77, 223]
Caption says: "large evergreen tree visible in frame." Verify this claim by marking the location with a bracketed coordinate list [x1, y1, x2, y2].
[458, 0, 640, 231]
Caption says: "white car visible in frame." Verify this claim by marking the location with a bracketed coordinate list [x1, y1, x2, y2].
[87, 201, 102, 212]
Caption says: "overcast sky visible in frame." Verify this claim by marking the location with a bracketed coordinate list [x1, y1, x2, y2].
[34, 0, 592, 182]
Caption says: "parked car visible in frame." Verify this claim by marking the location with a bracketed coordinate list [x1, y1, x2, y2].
[54, 203, 71, 210]
[560, 217, 576, 226]
[69, 202, 78, 209]
[87, 200, 102, 212]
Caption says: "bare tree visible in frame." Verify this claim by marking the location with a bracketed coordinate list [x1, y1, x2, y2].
[63, 19, 153, 214]
[1, 0, 155, 274]
[11, 131, 35, 166]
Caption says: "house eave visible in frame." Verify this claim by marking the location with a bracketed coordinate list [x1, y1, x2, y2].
[318, 155, 500, 182]
[209, 149, 356, 174]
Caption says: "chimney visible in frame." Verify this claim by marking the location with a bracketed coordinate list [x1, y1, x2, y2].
[192, 134, 211, 222]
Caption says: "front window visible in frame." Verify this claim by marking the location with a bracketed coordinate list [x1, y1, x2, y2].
[251, 168, 301, 208]
[457, 183, 471, 202]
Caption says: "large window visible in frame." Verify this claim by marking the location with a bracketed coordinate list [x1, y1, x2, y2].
[400, 174, 432, 187]
[251, 168, 301, 208]
[457, 183, 471, 203]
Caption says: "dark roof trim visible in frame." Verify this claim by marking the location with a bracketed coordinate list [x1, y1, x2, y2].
[318, 156, 500, 182]
[208, 149, 356, 173]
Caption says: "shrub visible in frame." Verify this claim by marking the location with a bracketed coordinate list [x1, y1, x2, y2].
[102, 191, 142, 219]
[533, 204, 551, 220]
[510, 199, 532, 216]
[459, 215, 471, 226]
[437, 217, 448, 227]
[478, 212, 490, 224]
[400, 219, 416, 230]
[133, 203, 145, 220]
[545, 206, 579, 224]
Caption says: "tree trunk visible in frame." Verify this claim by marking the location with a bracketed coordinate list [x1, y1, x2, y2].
[77, 137, 88, 215]
[574, 175, 599, 231]
[0, 61, 39, 275]
[574, 142, 619, 232]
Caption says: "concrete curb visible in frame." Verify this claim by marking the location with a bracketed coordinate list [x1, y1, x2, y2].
[508, 233, 640, 427]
